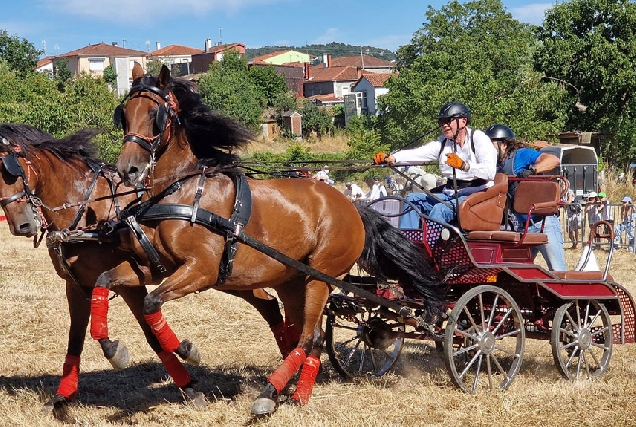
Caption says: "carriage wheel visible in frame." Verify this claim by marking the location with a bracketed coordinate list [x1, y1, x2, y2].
[325, 300, 404, 378]
[551, 300, 613, 381]
[444, 285, 525, 393]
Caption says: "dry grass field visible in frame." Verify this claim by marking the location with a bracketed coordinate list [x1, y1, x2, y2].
[0, 224, 634, 427]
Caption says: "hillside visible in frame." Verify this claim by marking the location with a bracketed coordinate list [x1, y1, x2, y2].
[245, 42, 397, 62]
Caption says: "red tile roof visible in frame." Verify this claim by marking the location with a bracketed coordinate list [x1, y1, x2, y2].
[36, 56, 54, 68]
[360, 73, 395, 87]
[330, 55, 394, 68]
[60, 42, 146, 58]
[308, 65, 359, 82]
[148, 44, 203, 57]
[203, 42, 245, 54]
[307, 94, 342, 103]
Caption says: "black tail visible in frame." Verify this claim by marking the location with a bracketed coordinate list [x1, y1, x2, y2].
[355, 204, 445, 315]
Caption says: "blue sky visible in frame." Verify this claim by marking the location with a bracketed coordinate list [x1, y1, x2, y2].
[2, 1, 555, 57]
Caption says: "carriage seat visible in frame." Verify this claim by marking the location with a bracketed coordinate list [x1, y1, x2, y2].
[552, 271, 614, 281]
[464, 178, 560, 245]
[458, 173, 508, 232]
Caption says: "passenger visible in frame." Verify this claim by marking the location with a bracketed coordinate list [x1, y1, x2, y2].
[565, 187, 582, 249]
[373, 102, 497, 227]
[343, 180, 365, 202]
[366, 176, 387, 200]
[485, 124, 566, 271]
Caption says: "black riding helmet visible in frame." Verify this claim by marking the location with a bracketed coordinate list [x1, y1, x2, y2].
[437, 102, 471, 124]
[485, 124, 515, 141]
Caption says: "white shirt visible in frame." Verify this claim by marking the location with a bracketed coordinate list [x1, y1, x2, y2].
[392, 128, 497, 186]
[344, 183, 365, 200]
[367, 183, 388, 200]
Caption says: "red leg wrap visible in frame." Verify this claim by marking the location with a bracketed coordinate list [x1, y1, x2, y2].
[268, 348, 306, 394]
[144, 311, 180, 353]
[158, 351, 191, 388]
[291, 356, 321, 404]
[90, 287, 110, 340]
[56, 355, 80, 400]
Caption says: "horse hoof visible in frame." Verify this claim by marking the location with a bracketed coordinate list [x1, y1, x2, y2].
[251, 397, 277, 417]
[108, 340, 131, 370]
[178, 340, 201, 365]
[182, 387, 207, 408]
[42, 395, 70, 421]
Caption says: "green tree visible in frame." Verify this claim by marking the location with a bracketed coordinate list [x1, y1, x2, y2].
[198, 51, 266, 131]
[300, 101, 333, 138]
[248, 64, 290, 107]
[53, 58, 72, 91]
[103, 64, 117, 85]
[378, 0, 567, 150]
[0, 30, 41, 74]
[146, 59, 164, 77]
[534, 0, 636, 165]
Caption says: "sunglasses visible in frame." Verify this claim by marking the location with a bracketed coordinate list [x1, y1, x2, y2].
[438, 118, 453, 126]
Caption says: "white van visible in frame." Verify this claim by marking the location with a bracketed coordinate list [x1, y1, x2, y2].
[540, 144, 598, 199]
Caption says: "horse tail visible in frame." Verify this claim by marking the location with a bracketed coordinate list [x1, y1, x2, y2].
[355, 203, 444, 315]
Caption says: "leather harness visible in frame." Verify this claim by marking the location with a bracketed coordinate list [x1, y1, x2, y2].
[121, 171, 252, 285]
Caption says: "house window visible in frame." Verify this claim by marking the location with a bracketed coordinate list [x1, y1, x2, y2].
[362, 91, 368, 109]
[88, 58, 105, 72]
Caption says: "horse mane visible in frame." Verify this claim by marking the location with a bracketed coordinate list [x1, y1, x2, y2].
[133, 74, 253, 165]
[0, 123, 109, 167]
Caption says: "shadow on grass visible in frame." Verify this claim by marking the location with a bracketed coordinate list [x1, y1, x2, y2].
[0, 360, 276, 422]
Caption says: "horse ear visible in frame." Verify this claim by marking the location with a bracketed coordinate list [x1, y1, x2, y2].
[132, 62, 144, 80]
[157, 65, 171, 88]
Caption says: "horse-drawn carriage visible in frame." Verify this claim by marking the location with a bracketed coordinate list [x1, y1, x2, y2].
[325, 173, 636, 392]
[0, 63, 634, 419]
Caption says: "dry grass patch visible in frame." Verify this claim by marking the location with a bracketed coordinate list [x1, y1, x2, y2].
[0, 226, 634, 426]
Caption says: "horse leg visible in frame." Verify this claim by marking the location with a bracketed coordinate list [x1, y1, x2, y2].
[42, 281, 91, 418]
[90, 261, 144, 369]
[115, 286, 206, 407]
[251, 279, 330, 416]
[290, 325, 324, 405]
[235, 288, 300, 358]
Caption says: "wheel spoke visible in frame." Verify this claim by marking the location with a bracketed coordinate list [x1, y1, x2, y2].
[492, 308, 515, 335]
[471, 353, 484, 393]
[487, 294, 500, 329]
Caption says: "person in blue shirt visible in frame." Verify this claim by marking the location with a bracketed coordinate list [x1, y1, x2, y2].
[486, 124, 565, 271]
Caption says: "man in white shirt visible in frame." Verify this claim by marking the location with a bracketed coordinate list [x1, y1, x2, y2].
[343, 180, 365, 201]
[367, 176, 388, 200]
[374, 102, 497, 227]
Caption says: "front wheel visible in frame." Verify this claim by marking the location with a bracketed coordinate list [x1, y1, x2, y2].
[444, 285, 525, 393]
[551, 300, 612, 380]
[325, 298, 404, 378]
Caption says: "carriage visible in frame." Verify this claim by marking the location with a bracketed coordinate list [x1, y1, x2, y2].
[1, 63, 634, 418]
[324, 173, 636, 393]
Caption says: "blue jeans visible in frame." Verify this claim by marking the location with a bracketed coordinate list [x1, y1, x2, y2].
[399, 192, 467, 228]
[527, 215, 566, 271]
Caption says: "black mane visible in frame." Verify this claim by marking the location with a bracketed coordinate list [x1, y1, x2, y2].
[0, 123, 104, 164]
[133, 73, 252, 165]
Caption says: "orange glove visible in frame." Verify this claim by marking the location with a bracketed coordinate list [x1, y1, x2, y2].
[373, 152, 389, 164]
[445, 153, 468, 171]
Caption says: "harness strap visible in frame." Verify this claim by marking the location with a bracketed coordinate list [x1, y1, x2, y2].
[123, 214, 168, 274]
[68, 159, 104, 230]
[190, 167, 207, 224]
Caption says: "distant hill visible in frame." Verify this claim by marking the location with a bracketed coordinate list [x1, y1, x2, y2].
[245, 42, 397, 63]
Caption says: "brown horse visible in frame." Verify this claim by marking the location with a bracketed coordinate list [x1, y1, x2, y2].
[106, 64, 442, 416]
[0, 124, 294, 415]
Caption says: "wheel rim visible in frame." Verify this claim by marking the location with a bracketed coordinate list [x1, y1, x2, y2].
[444, 285, 525, 393]
[325, 301, 404, 378]
[551, 300, 613, 381]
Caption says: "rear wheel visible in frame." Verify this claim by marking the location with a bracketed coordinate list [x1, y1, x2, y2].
[551, 300, 612, 380]
[444, 285, 525, 393]
[325, 297, 404, 378]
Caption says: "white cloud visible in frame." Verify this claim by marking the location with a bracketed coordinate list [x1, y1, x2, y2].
[510, 3, 554, 25]
[38, 0, 288, 24]
[312, 28, 341, 45]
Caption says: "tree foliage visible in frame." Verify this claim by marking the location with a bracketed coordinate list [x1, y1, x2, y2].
[197, 51, 266, 131]
[0, 30, 41, 74]
[534, 0, 636, 165]
[378, 0, 567, 150]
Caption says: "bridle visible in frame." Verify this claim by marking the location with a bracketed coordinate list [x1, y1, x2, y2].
[0, 139, 48, 245]
[114, 83, 180, 185]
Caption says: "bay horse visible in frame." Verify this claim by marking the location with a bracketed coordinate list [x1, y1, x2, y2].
[105, 64, 442, 416]
[0, 124, 294, 415]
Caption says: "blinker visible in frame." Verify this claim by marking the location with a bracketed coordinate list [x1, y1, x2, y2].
[2, 153, 23, 177]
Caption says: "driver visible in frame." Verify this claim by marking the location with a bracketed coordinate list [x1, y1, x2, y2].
[373, 102, 497, 227]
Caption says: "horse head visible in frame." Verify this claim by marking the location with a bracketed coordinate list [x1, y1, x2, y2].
[116, 63, 182, 187]
[0, 135, 42, 237]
